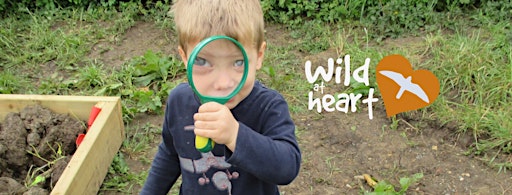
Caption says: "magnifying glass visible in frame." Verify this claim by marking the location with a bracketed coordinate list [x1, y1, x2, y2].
[186, 35, 249, 153]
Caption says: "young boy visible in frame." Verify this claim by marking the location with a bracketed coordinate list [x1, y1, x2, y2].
[140, 0, 301, 194]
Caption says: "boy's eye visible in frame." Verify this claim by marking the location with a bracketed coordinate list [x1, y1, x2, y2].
[234, 60, 244, 67]
[194, 57, 210, 66]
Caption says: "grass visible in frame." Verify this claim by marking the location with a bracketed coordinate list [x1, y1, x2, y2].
[122, 122, 161, 158]
[425, 23, 512, 158]
[0, 2, 511, 194]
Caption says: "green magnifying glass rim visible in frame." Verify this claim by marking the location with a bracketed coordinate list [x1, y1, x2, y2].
[186, 35, 249, 105]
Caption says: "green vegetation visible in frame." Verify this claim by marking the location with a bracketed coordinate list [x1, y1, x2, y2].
[426, 25, 512, 158]
[101, 152, 147, 193]
[262, 0, 511, 39]
[26, 143, 66, 188]
[0, 0, 510, 193]
[363, 173, 424, 195]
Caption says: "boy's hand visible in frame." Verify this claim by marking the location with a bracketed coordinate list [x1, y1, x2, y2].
[194, 102, 239, 151]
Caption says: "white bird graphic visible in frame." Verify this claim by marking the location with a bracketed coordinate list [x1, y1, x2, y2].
[379, 70, 430, 103]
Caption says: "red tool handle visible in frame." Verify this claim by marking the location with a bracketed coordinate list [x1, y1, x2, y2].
[87, 105, 102, 131]
[76, 102, 104, 147]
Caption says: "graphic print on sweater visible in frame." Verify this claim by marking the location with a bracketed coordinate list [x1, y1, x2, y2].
[179, 152, 239, 195]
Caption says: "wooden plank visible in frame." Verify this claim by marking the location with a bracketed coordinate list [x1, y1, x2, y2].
[0, 94, 119, 120]
[51, 98, 125, 195]
[0, 94, 125, 195]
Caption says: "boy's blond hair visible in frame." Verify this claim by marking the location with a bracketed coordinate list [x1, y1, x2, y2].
[171, 0, 265, 52]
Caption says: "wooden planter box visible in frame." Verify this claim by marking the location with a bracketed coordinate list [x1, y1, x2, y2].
[0, 94, 125, 195]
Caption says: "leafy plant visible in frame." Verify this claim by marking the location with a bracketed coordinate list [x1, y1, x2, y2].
[364, 173, 423, 194]
[125, 88, 162, 113]
[118, 50, 183, 118]
[132, 50, 183, 87]
[345, 77, 372, 96]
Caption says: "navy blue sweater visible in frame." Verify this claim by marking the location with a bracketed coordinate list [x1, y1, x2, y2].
[140, 81, 301, 195]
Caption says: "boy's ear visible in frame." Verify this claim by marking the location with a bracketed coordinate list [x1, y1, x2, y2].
[178, 46, 187, 67]
[256, 41, 267, 70]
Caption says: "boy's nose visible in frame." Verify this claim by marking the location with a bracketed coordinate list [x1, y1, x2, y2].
[213, 72, 236, 91]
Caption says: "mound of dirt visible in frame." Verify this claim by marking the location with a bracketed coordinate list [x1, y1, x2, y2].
[0, 105, 86, 194]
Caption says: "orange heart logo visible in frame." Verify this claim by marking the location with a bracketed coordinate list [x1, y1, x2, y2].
[376, 54, 440, 117]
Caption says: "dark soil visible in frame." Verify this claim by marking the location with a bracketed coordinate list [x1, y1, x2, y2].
[279, 109, 512, 194]
[0, 105, 86, 194]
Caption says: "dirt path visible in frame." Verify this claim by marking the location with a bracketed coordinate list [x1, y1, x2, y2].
[95, 22, 512, 194]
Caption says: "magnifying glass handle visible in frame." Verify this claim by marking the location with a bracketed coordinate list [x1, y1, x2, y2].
[185, 126, 215, 152]
[196, 135, 215, 153]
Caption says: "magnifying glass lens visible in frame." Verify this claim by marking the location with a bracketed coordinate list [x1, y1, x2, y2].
[188, 37, 248, 105]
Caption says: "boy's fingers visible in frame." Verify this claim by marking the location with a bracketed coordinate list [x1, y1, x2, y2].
[194, 128, 214, 139]
[198, 102, 224, 112]
[194, 112, 218, 121]
[194, 120, 217, 130]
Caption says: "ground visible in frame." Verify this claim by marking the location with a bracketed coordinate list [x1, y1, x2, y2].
[90, 22, 512, 194]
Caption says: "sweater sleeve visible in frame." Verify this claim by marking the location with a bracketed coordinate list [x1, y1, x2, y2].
[225, 95, 301, 185]
[140, 101, 182, 194]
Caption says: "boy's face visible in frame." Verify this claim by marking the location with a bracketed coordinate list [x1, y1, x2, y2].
[179, 39, 266, 109]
